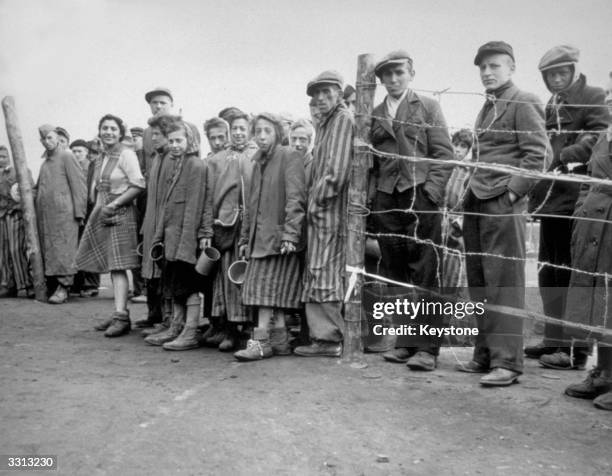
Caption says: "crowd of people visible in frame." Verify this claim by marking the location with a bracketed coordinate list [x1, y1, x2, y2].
[1, 42, 612, 411]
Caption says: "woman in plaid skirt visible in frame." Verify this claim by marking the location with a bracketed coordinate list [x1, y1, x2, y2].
[234, 113, 306, 361]
[76, 114, 145, 337]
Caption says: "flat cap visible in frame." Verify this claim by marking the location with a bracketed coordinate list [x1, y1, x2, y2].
[474, 41, 514, 65]
[130, 127, 144, 137]
[87, 140, 102, 153]
[306, 70, 344, 96]
[374, 50, 413, 78]
[70, 139, 89, 149]
[144, 87, 173, 103]
[538, 45, 580, 71]
[38, 124, 56, 138]
[55, 127, 70, 141]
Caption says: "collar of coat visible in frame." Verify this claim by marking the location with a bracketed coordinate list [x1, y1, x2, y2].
[253, 144, 279, 165]
[548, 74, 587, 106]
[319, 102, 347, 129]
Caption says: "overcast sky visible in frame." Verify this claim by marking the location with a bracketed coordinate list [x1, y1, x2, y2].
[1, 0, 611, 177]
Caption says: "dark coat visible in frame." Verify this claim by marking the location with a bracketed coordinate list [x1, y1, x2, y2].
[564, 135, 612, 333]
[36, 147, 87, 276]
[153, 154, 208, 265]
[240, 145, 306, 259]
[370, 90, 454, 206]
[470, 82, 550, 200]
[529, 74, 609, 214]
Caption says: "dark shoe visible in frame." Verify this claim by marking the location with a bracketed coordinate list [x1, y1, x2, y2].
[134, 318, 157, 329]
[94, 316, 114, 331]
[0, 286, 18, 298]
[80, 289, 99, 298]
[203, 331, 226, 348]
[539, 351, 586, 370]
[269, 327, 291, 356]
[593, 391, 612, 411]
[218, 333, 237, 352]
[141, 323, 166, 337]
[382, 347, 415, 363]
[524, 342, 556, 359]
[104, 311, 131, 338]
[565, 368, 612, 399]
[455, 360, 489, 373]
[406, 351, 437, 371]
[234, 339, 273, 361]
[294, 341, 342, 358]
[48, 285, 68, 304]
[480, 368, 520, 387]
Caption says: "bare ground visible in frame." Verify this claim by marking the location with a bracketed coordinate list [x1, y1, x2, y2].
[1, 276, 611, 476]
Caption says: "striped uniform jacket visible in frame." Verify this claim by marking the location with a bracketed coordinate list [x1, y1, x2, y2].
[302, 102, 354, 303]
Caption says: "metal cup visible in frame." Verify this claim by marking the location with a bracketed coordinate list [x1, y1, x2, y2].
[227, 259, 248, 285]
[195, 247, 221, 276]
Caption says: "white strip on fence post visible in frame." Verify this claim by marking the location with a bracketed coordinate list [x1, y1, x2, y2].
[2, 96, 46, 301]
[344, 53, 376, 361]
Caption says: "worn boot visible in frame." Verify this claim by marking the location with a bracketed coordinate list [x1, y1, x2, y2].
[94, 315, 115, 331]
[270, 327, 291, 356]
[163, 294, 201, 351]
[145, 301, 185, 346]
[48, 284, 68, 304]
[104, 310, 131, 338]
[141, 299, 172, 337]
[234, 329, 273, 361]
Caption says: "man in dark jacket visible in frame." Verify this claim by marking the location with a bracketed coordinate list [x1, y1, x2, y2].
[369, 50, 453, 371]
[456, 41, 550, 386]
[527, 45, 609, 369]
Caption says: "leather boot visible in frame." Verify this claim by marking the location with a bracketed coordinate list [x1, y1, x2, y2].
[145, 300, 185, 346]
[142, 299, 172, 337]
[270, 327, 291, 356]
[94, 316, 115, 331]
[104, 310, 131, 338]
[163, 294, 201, 351]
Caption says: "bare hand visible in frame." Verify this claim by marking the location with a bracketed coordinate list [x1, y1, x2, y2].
[199, 238, 211, 250]
[238, 244, 248, 259]
[508, 191, 518, 204]
[280, 241, 296, 255]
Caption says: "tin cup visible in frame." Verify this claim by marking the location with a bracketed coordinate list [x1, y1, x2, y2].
[227, 259, 248, 285]
[195, 247, 221, 276]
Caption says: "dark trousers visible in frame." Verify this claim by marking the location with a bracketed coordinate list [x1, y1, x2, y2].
[538, 216, 572, 348]
[463, 190, 525, 373]
[373, 185, 444, 355]
[146, 278, 163, 323]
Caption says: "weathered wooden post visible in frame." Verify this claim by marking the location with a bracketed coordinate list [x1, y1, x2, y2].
[343, 54, 376, 362]
[2, 96, 46, 301]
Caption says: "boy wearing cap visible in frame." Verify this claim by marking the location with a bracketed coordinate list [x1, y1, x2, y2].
[36, 125, 87, 304]
[369, 50, 454, 371]
[294, 70, 354, 358]
[457, 41, 550, 386]
[526, 45, 609, 369]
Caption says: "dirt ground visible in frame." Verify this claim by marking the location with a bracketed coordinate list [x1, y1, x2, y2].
[1, 271, 611, 476]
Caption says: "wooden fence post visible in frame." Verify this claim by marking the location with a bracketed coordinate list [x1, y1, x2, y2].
[2, 96, 46, 301]
[343, 54, 376, 361]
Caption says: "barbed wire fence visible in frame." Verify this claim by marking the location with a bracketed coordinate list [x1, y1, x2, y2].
[343, 54, 612, 362]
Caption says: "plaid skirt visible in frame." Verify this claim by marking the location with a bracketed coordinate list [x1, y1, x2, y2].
[76, 203, 139, 273]
[212, 248, 250, 322]
[242, 253, 303, 309]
